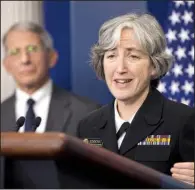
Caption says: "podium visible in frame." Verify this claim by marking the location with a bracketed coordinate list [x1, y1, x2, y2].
[0, 132, 193, 189]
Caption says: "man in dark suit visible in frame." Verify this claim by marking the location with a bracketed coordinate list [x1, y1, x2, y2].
[1, 21, 100, 188]
[1, 21, 100, 135]
[77, 13, 194, 186]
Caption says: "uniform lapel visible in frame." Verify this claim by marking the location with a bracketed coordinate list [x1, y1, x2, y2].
[120, 88, 164, 155]
[95, 103, 119, 153]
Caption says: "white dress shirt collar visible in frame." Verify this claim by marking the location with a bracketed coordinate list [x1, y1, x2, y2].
[114, 99, 136, 132]
[114, 99, 137, 148]
[15, 79, 53, 133]
[15, 79, 53, 103]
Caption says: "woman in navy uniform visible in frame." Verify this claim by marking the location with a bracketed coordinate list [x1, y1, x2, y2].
[77, 13, 194, 186]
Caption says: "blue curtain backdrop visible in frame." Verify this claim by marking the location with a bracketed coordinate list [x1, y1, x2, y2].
[43, 1, 71, 91]
[43, 1, 193, 105]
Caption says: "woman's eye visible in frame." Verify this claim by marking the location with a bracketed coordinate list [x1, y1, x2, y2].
[107, 54, 115, 58]
[129, 55, 140, 59]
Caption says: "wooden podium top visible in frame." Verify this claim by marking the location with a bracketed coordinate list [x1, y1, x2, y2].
[1, 132, 67, 157]
[1, 132, 193, 189]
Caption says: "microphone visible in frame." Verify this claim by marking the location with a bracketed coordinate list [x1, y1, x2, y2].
[33, 116, 42, 131]
[16, 116, 25, 131]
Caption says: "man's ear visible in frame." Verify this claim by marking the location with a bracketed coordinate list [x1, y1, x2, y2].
[48, 50, 58, 68]
[2, 57, 11, 74]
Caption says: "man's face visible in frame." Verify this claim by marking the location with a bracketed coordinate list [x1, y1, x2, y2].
[3, 30, 57, 92]
[103, 28, 156, 104]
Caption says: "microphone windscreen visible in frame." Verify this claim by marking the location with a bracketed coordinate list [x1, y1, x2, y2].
[34, 116, 42, 127]
[16, 116, 25, 127]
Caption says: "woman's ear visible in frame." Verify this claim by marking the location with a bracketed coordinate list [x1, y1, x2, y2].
[150, 62, 159, 79]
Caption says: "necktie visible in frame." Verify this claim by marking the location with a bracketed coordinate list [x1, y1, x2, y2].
[24, 98, 35, 132]
[116, 122, 130, 140]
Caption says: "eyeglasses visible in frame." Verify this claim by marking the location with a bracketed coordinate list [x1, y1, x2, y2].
[6, 44, 44, 57]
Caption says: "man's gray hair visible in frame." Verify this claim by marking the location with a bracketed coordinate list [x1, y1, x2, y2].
[2, 21, 54, 52]
[91, 13, 174, 86]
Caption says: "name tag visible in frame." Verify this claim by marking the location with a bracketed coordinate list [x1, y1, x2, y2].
[83, 138, 103, 147]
